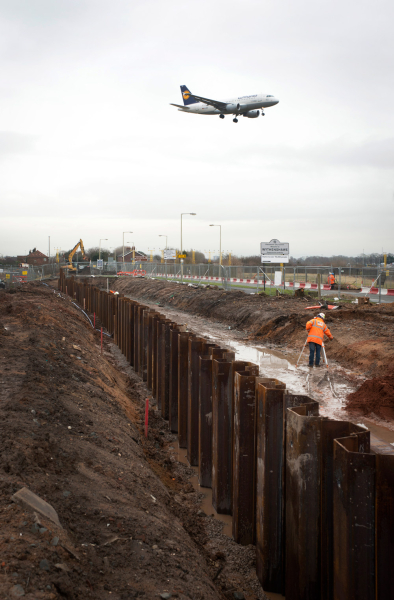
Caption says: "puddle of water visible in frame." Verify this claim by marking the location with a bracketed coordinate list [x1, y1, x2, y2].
[172, 441, 233, 537]
[228, 341, 365, 423]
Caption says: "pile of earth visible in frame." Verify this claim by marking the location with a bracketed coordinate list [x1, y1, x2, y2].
[89, 276, 394, 378]
[0, 283, 268, 600]
[346, 368, 394, 420]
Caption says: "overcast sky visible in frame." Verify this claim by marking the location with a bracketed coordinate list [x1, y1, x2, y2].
[0, 0, 393, 259]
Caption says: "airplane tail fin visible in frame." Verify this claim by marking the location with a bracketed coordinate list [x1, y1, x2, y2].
[180, 85, 198, 106]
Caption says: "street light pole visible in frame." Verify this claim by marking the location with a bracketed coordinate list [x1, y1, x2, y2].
[159, 235, 168, 265]
[99, 238, 108, 260]
[209, 224, 222, 266]
[159, 234, 168, 248]
[180, 213, 196, 283]
[180, 213, 196, 256]
[123, 231, 133, 267]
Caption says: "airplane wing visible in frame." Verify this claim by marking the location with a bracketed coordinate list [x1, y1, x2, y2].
[170, 103, 190, 109]
[188, 94, 228, 110]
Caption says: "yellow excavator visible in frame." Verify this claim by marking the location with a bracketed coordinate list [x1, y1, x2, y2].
[61, 239, 88, 272]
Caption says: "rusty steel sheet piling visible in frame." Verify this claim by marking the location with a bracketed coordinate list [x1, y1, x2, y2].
[333, 434, 375, 600]
[198, 355, 214, 487]
[133, 304, 140, 375]
[143, 309, 153, 388]
[285, 405, 371, 600]
[178, 332, 190, 448]
[255, 382, 289, 594]
[146, 311, 154, 389]
[233, 370, 257, 545]
[137, 305, 144, 379]
[285, 403, 322, 600]
[187, 337, 207, 466]
[138, 306, 148, 381]
[129, 300, 136, 365]
[151, 314, 160, 399]
[160, 320, 174, 420]
[169, 328, 180, 433]
[212, 358, 233, 514]
[320, 421, 369, 600]
[156, 318, 168, 413]
[372, 440, 394, 599]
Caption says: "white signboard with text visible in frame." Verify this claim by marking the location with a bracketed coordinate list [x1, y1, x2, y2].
[164, 249, 177, 260]
[97, 259, 103, 269]
[260, 239, 289, 263]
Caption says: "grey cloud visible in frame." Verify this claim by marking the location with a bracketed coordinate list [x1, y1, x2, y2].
[0, 131, 38, 156]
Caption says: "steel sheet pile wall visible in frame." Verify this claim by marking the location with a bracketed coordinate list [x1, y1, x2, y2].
[59, 272, 394, 600]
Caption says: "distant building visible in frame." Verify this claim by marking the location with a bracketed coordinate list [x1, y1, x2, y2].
[18, 248, 49, 266]
[116, 247, 148, 262]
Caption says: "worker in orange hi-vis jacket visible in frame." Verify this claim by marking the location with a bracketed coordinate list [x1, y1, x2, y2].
[306, 312, 333, 367]
[327, 273, 335, 289]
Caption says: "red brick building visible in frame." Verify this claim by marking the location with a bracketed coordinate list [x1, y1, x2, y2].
[116, 249, 148, 262]
[18, 248, 49, 266]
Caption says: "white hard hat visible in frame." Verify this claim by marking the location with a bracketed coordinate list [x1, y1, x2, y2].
[317, 312, 326, 319]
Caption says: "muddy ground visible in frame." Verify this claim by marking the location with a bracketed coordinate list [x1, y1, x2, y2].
[1, 278, 393, 599]
[0, 283, 267, 600]
[90, 276, 394, 423]
[93, 276, 394, 380]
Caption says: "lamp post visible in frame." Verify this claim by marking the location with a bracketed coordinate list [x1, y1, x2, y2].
[180, 213, 196, 283]
[159, 235, 168, 265]
[159, 234, 168, 248]
[123, 231, 133, 267]
[99, 238, 108, 260]
[180, 213, 196, 256]
[209, 224, 222, 266]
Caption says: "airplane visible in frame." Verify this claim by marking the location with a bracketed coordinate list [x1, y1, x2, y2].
[170, 85, 279, 123]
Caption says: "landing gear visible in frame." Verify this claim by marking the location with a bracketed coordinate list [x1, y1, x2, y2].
[233, 118, 238, 123]
[262, 112, 265, 116]
[219, 114, 225, 119]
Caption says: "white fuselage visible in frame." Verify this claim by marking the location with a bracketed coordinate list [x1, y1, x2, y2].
[180, 93, 279, 115]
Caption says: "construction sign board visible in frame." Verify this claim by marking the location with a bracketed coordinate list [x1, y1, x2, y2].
[164, 249, 177, 260]
[97, 259, 103, 269]
[260, 239, 289, 263]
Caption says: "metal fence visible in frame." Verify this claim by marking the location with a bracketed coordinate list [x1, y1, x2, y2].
[69, 261, 394, 298]
[0, 263, 61, 287]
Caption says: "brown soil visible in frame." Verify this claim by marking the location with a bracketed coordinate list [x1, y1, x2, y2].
[346, 368, 394, 420]
[0, 284, 266, 600]
[92, 277, 394, 378]
[91, 277, 394, 423]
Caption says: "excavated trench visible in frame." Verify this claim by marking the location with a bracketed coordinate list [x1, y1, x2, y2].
[62, 275, 394, 598]
[116, 288, 394, 438]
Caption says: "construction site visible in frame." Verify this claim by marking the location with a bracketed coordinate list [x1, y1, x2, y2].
[0, 273, 393, 600]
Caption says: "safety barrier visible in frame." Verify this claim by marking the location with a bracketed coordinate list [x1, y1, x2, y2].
[59, 269, 394, 599]
[361, 286, 394, 295]
[152, 272, 333, 290]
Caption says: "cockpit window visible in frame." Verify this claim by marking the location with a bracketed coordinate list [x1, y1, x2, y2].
[267, 95, 274, 97]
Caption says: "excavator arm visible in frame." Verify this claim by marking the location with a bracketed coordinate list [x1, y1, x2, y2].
[62, 239, 87, 271]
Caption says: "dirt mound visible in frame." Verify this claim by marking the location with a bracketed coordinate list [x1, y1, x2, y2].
[90, 277, 394, 377]
[346, 369, 394, 420]
[0, 283, 265, 600]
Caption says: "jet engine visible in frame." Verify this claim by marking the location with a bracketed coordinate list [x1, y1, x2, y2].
[226, 103, 238, 112]
[243, 110, 260, 118]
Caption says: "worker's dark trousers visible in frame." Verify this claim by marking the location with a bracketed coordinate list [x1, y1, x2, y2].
[309, 342, 321, 366]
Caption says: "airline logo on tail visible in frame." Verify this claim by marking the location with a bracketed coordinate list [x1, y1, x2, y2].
[180, 85, 198, 106]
